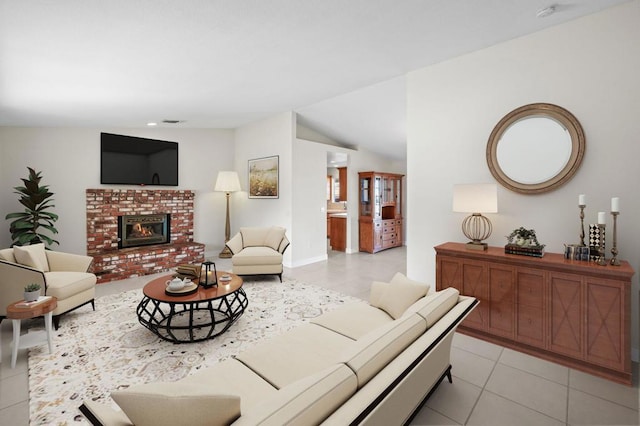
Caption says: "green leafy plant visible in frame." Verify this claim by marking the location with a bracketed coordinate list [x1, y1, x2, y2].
[506, 227, 545, 248]
[5, 167, 59, 247]
[24, 283, 41, 292]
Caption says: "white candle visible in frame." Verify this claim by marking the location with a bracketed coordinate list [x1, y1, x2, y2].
[598, 212, 606, 225]
[578, 194, 586, 205]
[611, 197, 620, 212]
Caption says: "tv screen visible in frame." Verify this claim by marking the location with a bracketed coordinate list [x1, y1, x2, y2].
[100, 133, 178, 186]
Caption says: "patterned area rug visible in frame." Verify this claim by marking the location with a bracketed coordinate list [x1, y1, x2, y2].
[28, 279, 358, 425]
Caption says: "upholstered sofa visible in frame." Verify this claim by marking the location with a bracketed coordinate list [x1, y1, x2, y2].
[225, 226, 290, 282]
[0, 243, 97, 329]
[80, 273, 477, 426]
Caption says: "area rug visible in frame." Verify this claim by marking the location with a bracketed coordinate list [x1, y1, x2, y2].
[27, 279, 359, 425]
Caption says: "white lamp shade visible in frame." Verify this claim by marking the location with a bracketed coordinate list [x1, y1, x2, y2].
[453, 183, 498, 213]
[214, 171, 241, 193]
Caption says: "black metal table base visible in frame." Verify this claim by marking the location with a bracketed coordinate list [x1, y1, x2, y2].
[137, 288, 248, 343]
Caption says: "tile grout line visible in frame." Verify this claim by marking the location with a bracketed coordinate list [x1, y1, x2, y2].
[462, 346, 504, 425]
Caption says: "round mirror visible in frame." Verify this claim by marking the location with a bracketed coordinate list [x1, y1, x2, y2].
[486, 103, 585, 194]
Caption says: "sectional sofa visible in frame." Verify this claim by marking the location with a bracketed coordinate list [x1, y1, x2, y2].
[80, 273, 477, 426]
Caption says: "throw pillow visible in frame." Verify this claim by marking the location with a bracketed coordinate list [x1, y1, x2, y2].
[390, 272, 431, 294]
[370, 274, 429, 319]
[369, 281, 389, 307]
[111, 382, 240, 426]
[14, 243, 50, 272]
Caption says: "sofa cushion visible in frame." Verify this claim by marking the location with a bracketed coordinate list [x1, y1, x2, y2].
[403, 287, 460, 328]
[264, 227, 286, 251]
[180, 358, 277, 411]
[234, 364, 357, 426]
[311, 302, 393, 340]
[14, 243, 50, 272]
[44, 272, 96, 299]
[111, 382, 240, 426]
[232, 246, 282, 266]
[240, 227, 271, 247]
[370, 278, 429, 319]
[340, 314, 427, 388]
[236, 323, 352, 389]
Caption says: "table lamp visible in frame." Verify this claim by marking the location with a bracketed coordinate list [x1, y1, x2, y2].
[453, 183, 498, 250]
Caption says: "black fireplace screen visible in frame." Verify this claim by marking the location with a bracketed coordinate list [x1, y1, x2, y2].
[117, 214, 171, 249]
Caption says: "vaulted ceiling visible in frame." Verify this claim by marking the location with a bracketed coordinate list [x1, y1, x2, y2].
[0, 0, 630, 160]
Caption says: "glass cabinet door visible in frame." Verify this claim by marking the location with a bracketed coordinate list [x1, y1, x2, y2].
[360, 176, 372, 217]
[374, 176, 381, 218]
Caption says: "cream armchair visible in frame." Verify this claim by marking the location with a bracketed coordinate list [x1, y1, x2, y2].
[225, 227, 290, 282]
[0, 244, 96, 329]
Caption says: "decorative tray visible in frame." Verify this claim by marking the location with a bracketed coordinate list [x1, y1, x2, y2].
[165, 282, 198, 296]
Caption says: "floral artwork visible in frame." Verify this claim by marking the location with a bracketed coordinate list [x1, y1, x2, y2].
[248, 156, 279, 198]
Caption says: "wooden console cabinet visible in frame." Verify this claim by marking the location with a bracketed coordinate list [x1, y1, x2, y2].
[358, 172, 403, 253]
[435, 242, 634, 385]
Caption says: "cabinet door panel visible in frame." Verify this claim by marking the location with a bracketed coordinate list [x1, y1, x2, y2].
[437, 257, 486, 330]
[461, 261, 487, 330]
[516, 268, 545, 347]
[517, 305, 545, 346]
[549, 273, 583, 358]
[585, 278, 627, 371]
[488, 265, 514, 338]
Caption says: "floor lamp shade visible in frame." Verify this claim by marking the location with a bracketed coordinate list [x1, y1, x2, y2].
[453, 184, 498, 250]
[214, 171, 241, 193]
[215, 171, 241, 258]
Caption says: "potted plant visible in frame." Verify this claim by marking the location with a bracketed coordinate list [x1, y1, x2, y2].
[24, 283, 42, 302]
[5, 167, 59, 247]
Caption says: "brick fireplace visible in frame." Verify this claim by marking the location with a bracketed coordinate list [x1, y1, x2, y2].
[86, 189, 204, 283]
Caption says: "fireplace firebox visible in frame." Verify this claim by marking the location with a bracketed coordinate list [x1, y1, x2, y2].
[118, 214, 171, 249]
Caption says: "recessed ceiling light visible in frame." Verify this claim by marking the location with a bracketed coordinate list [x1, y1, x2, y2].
[147, 122, 157, 126]
[536, 5, 556, 18]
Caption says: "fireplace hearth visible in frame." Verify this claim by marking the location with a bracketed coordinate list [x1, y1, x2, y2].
[118, 214, 171, 249]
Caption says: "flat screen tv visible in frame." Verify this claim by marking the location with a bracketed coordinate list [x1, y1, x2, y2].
[100, 133, 179, 186]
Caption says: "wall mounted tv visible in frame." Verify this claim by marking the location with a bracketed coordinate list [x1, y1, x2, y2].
[100, 133, 179, 186]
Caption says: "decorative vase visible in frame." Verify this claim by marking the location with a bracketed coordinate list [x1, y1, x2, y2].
[24, 290, 40, 302]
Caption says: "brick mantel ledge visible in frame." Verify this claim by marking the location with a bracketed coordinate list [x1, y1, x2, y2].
[91, 241, 205, 283]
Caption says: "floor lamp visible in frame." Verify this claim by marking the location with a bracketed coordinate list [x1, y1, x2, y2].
[214, 171, 241, 258]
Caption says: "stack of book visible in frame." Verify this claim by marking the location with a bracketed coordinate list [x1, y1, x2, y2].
[176, 264, 200, 278]
[504, 244, 545, 258]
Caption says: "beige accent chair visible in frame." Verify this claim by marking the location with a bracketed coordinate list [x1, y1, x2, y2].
[225, 227, 290, 282]
[0, 243, 97, 329]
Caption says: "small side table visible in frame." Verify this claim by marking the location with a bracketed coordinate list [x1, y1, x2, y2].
[6, 297, 57, 368]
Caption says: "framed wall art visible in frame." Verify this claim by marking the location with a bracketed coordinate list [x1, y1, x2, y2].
[248, 155, 279, 199]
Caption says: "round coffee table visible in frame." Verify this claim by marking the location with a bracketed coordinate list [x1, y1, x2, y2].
[136, 272, 248, 343]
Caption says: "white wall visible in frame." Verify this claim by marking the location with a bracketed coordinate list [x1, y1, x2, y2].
[293, 138, 332, 266]
[0, 127, 235, 256]
[406, 1, 640, 358]
[233, 112, 295, 266]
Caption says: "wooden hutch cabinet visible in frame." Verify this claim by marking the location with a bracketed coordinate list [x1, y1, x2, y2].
[358, 171, 403, 253]
[435, 242, 634, 385]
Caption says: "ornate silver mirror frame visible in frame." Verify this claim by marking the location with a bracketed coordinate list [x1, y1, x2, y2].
[486, 103, 586, 194]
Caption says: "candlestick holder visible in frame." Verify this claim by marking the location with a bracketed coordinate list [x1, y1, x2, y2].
[597, 224, 607, 266]
[579, 204, 586, 246]
[610, 212, 620, 266]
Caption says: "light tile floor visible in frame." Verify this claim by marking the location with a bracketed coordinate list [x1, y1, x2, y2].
[1, 246, 638, 425]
